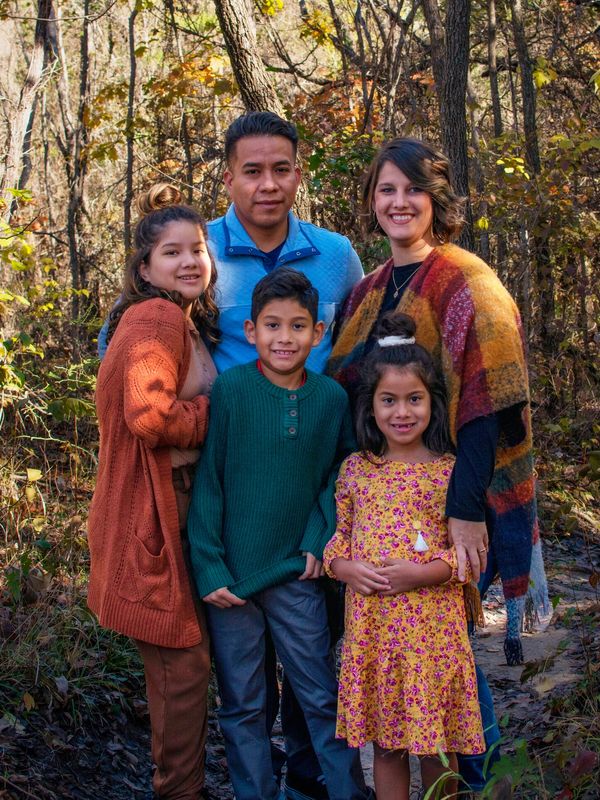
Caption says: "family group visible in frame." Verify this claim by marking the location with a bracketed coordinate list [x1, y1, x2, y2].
[88, 112, 548, 800]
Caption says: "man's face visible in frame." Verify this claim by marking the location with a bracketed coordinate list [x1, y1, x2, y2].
[224, 135, 301, 242]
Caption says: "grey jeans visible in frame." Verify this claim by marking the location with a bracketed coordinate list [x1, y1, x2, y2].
[205, 579, 370, 800]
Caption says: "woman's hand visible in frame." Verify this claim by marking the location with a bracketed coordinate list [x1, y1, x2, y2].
[377, 557, 452, 594]
[331, 558, 391, 596]
[447, 518, 488, 583]
[203, 587, 246, 608]
[299, 552, 324, 580]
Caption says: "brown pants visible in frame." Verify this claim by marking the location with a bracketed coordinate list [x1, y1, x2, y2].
[136, 621, 211, 800]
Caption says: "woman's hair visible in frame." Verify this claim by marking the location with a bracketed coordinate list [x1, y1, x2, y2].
[361, 138, 465, 242]
[106, 183, 219, 345]
[354, 312, 451, 458]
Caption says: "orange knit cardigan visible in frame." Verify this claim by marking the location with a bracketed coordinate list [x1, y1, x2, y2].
[87, 299, 209, 647]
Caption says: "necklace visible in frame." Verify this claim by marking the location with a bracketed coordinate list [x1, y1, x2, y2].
[391, 263, 422, 300]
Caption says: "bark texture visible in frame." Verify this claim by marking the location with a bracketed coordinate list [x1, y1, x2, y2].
[421, 0, 474, 250]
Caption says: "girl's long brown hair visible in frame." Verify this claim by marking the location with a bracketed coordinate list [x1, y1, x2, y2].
[106, 183, 220, 346]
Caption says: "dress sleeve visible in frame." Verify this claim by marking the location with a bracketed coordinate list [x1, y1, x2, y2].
[122, 305, 208, 449]
[429, 545, 473, 585]
[323, 457, 355, 577]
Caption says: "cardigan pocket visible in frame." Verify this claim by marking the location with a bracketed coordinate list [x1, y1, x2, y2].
[118, 535, 175, 612]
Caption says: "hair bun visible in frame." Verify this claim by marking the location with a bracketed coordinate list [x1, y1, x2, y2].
[135, 183, 183, 216]
[373, 311, 416, 340]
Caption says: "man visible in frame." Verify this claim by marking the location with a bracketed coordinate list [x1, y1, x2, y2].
[209, 111, 363, 375]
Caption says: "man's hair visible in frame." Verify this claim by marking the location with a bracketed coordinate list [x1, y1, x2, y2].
[251, 267, 319, 323]
[224, 112, 298, 164]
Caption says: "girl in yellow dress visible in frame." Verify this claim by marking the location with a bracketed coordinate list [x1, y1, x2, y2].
[324, 312, 484, 800]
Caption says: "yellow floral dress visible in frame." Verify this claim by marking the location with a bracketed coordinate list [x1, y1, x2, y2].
[323, 452, 484, 754]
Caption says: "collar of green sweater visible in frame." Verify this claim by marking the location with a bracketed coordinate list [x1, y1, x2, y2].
[247, 360, 320, 400]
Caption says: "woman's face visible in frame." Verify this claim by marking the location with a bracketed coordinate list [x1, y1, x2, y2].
[139, 220, 212, 310]
[372, 161, 435, 254]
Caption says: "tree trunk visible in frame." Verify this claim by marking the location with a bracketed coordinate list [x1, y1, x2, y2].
[487, 0, 503, 138]
[487, 0, 508, 275]
[509, 0, 555, 350]
[124, 7, 139, 254]
[421, 0, 474, 250]
[1, 0, 53, 221]
[213, 0, 311, 219]
[49, 0, 92, 338]
[466, 75, 489, 261]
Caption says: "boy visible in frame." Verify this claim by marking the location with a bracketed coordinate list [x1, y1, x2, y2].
[187, 268, 372, 800]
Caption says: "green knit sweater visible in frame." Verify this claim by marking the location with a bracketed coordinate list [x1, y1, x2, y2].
[187, 362, 355, 599]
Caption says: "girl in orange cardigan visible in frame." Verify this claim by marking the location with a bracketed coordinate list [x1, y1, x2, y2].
[88, 184, 219, 800]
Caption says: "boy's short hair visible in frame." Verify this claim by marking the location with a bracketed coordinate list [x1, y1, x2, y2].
[251, 268, 319, 324]
[224, 112, 298, 165]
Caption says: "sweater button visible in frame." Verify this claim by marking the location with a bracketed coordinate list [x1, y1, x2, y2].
[288, 426, 296, 434]
[289, 409, 297, 417]
[288, 393, 297, 400]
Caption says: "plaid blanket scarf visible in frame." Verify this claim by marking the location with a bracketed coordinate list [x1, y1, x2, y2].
[328, 243, 549, 665]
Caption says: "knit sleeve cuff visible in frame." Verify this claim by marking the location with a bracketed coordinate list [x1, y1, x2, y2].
[194, 563, 235, 600]
[430, 547, 472, 585]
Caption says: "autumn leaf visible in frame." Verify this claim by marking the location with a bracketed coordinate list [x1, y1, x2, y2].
[569, 750, 599, 781]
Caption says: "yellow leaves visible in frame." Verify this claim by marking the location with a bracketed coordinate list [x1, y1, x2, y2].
[31, 517, 46, 533]
[300, 8, 335, 45]
[148, 55, 234, 108]
[533, 57, 558, 90]
[84, 81, 128, 130]
[475, 217, 489, 230]
[0, 290, 29, 307]
[25, 469, 42, 503]
[496, 156, 530, 181]
[258, 0, 284, 15]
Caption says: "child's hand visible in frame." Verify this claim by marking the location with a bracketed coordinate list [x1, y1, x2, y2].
[299, 552, 324, 580]
[331, 558, 391, 596]
[377, 557, 452, 594]
[203, 587, 247, 608]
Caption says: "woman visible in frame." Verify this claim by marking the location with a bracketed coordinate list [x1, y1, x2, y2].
[88, 184, 219, 800]
[328, 138, 548, 788]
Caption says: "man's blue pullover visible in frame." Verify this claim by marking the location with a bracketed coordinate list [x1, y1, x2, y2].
[209, 206, 363, 373]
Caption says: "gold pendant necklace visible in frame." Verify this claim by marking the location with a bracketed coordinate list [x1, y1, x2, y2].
[392, 264, 422, 300]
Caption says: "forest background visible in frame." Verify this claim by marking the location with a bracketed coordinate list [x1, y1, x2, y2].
[0, 0, 598, 798]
